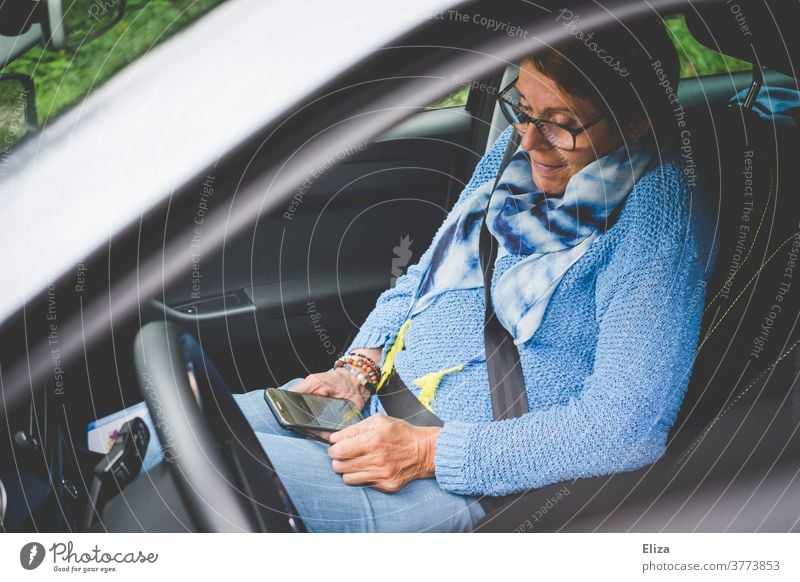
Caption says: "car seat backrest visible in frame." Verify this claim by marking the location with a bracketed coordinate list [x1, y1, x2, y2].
[673, 102, 800, 439]
[669, 337, 800, 479]
[484, 65, 517, 152]
[686, 0, 800, 81]
[671, 0, 800, 451]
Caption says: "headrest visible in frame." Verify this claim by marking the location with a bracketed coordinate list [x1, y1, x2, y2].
[686, 0, 800, 79]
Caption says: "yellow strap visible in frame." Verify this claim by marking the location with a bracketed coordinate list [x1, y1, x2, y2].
[413, 364, 464, 411]
[375, 318, 464, 410]
[375, 319, 412, 393]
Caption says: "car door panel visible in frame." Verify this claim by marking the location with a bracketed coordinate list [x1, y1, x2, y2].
[159, 104, 491, 386]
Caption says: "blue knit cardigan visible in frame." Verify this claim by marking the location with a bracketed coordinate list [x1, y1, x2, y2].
[348, 126, 717, 497]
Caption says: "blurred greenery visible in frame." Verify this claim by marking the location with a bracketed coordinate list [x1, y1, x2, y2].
[1, 6, 754, 126]
[666, 14, 751, 77]
[3, 0, 226, 125]
[62, 0, 126, 49]
[0, 77, 30, 144]
[426, 85, 469, 110]
[428, 15, 752, 111]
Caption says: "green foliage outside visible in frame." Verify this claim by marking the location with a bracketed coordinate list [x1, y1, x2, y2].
[428, 15, 752, 111]
[0, 78, 30, 144]
[665, 14, 751, 78]
[2, 6, 754, 126]
[3, 0, 226, 126]
[426, 85, 470, 110]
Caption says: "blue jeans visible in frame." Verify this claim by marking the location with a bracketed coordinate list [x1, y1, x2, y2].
[233, 380, 485, 532]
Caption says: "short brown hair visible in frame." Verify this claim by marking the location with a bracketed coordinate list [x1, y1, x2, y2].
[524, 13, 680, 144]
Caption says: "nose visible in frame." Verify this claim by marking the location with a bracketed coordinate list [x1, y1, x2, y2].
[518, 122, 552, 151]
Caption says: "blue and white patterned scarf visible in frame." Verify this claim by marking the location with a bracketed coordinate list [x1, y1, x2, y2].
[408, 137, 656, 347]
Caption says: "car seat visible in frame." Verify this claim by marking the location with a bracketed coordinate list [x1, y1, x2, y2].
[476, 0, 800, 531]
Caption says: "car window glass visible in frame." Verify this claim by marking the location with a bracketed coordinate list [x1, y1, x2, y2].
[426, 85, 469, 109]
[425, 13, 753, 110]
[666, 14, 751, 78]
[3, 0, 227, 128]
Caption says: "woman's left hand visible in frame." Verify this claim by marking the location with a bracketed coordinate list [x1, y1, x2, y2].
[327, 414, 440, 493]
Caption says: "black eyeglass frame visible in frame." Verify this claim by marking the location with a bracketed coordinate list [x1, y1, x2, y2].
[497, 77, 606, 151]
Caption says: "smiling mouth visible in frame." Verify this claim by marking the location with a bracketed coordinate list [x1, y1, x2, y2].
[531, 159, 565, 175]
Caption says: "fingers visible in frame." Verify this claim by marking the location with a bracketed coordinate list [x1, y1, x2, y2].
[331, 456, 365, 474]
[340, 469, 403, 493]
[288, 373, 330, 394]
[287, 376, 314, 393]
[328, 415, 393, 459]
[340, 471, 375, 486]
[329, 415, 378, 444]
[326, 415, 415, 493]
[306, 429, 333, 443]
[290, 371, 357, 394]
[327, 435, 368, 460]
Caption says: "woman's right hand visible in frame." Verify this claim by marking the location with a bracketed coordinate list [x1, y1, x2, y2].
[289, 368, 371, 411]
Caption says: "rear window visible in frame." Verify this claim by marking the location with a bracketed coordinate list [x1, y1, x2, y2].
[427, 85, 470, 110]
[666, 14, 751, 78]
[426, 13, 753, 112]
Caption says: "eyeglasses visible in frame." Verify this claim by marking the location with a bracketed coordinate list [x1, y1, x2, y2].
[497, 78, 606, 151]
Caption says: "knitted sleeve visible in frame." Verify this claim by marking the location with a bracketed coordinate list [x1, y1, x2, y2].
[434, 215, 708, 496]
[347, 126, 514, 352]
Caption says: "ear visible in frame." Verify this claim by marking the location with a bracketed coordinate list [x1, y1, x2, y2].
[624, 118, 651, 141]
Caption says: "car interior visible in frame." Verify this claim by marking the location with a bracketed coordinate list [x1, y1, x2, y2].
[1, 0, 798, 532]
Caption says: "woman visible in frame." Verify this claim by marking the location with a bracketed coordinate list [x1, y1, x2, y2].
[234, 16, 717, 532]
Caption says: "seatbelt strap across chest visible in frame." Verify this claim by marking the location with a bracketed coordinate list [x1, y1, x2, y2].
[377, 132, 528, 423]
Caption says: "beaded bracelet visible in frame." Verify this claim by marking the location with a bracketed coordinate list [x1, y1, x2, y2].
[335, 362, 374, 392]
[348, 351, 381, 375]
[332, 354, 380, 392]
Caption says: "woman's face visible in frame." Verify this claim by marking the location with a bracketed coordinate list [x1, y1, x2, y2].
[515, 60, 625, 194]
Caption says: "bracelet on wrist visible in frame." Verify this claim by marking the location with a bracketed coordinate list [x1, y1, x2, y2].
[332, 354, 380, 393]
[348, 351, 381, 374]
[334, 363, 373, 392]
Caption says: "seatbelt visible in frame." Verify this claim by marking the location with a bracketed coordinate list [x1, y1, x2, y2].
[378, 132, 527, 424]
[377, 371, 444, 427]
[480, 138, 528, 420]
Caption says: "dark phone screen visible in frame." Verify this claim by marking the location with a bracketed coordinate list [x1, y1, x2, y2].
[265, 388, 363, 430]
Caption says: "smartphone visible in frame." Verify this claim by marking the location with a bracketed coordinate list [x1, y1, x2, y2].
[263, 387, 364, 438]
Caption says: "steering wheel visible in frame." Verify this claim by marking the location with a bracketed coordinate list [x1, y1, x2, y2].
[133, 321, 304, 532]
